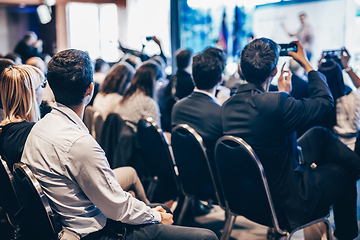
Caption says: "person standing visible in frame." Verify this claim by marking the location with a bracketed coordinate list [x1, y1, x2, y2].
[282, 13, 313, 60]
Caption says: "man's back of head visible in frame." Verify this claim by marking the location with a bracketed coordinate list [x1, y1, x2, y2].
[176, 49, 192, 70]
[192, 52, 222, 90]
[47, 49, 93, 107]
[240, 38, 279, 86]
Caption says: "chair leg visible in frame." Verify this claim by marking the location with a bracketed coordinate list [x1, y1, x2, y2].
[176, 195, 191, 225]
[220, 212, 236, 240]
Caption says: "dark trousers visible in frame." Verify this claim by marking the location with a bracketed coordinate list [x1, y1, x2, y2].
[298, 127, 359, 240]
[82, 204, 218, 240]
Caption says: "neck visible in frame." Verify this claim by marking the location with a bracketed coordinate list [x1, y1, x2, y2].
[195, 87, 216, 95]
[261, 77, 272, 92]
[70, 103, 86, 120]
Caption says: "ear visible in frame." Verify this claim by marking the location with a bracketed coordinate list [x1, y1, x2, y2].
[219, 74, 224, 85]
[270, 66, 278, 77]
[86, 82, 94, 97]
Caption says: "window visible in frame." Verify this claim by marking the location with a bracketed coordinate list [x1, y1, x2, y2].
[67, 2, 119, 62]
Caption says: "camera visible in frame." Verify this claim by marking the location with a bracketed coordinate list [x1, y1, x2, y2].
[322, 50, 343, 69]
[279, 43, 297, 56]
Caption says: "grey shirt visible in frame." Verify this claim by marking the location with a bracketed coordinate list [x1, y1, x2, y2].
[21, 103, 161, 237]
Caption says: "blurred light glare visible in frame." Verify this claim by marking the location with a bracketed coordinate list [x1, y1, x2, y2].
[225, 62, 238, 76]
[37, 5, 52, 24]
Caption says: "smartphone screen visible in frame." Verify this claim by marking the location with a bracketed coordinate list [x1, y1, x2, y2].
[279, 43, 297, 56]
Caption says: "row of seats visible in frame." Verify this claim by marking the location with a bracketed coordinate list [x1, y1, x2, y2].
[0, 109, 333, 239]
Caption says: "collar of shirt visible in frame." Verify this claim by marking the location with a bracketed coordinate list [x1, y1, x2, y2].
[52, 102, 89, 134]
[193, 88, 221, 106]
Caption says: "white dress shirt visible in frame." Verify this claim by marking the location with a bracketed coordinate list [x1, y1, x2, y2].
[21, 103, 161, 237]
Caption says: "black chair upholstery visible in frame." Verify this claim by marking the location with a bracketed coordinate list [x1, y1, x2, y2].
[136, 117, 181, 203]
[171, 124, 226, 226]
[13, 162, 61, 240]
[215, 135, 332, 239]
[100, 113, 136, 169]
[0, 157, 21, 227]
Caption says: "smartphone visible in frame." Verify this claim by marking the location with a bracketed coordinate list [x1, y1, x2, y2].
[279, 43, 298, 56]
[323, 50, 341, 58]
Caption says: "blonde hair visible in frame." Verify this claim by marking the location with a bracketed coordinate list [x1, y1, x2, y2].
[0, 65, 45, 125]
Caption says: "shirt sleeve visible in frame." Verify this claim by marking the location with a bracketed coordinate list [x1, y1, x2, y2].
[67, 134, 161, 224]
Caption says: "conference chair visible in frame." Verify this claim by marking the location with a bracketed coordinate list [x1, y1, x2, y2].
[13, 162, 61, 240]
[136, 117, 182, 203]
[0, 157, 21, 229]
[214, 135, 332, 240]
[171, 124, 230, 233]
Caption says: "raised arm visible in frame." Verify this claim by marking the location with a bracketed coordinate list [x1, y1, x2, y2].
[341, 47, 360, 88]
[288, 41, 313, 74]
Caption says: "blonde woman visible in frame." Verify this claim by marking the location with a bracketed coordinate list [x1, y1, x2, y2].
[0, 65, 46, 169]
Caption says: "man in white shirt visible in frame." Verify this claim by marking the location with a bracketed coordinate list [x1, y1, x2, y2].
[21, 49, 218, 240]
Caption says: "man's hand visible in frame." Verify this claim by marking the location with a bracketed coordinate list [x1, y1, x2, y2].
[153, 206, 173, 225]
[277, 62, 292, 94]
[288, 41, 313, 74]
[341, 47, 351, 69]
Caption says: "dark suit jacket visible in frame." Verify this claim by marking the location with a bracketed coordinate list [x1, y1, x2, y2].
[172, 91, 222, 154]
[222, 71, 334, 229]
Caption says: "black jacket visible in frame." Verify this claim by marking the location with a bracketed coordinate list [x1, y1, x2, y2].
[222, 71, 335, 229]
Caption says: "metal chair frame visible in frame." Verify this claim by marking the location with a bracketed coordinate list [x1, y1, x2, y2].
[171, 124, 236, 240]
[215, 135, 332, 240]
[13, 162, 59, 240]
[137, 117, 182, 203]
[0, 157, 21, 227]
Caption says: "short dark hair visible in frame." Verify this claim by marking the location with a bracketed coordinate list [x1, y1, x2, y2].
[202, 47, 226, 72]
[176, 49, 192, 70]
[94, 58, 106, 72]
[192, 52, 222, 90]
[47, 49, 93, 107]
[240, 38, 279, 85]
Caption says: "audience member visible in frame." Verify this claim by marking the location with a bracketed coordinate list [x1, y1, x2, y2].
[26, 56, 55, 117]
[93, 62, 135, 119]
[94, 58, 110, 85]
[4, 52, 22, 65]
[172, 51, 223, 160]
[0, 65, 45, 170]
[317, 48, 360, 150]
[162, 49, 193, 131]
[115, 61, 163, 132]
[21, 49, 217, 240]
[202, 47, 230, 104]
[14, 31, 43, 63]
[0, 58, 15, 120]
[222, 38, 360, 240]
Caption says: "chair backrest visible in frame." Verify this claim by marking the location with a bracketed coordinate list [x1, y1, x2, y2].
[136, 117, 181, 202]
[214, 135, 287, 235]
[13, 162, 60, 240]
[100, 113, 135, 169]
[0, 157, 21, 227]
[171, 124, 222, 204]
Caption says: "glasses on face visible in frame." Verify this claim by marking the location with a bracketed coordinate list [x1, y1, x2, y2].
[40, 79, 47, 89]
